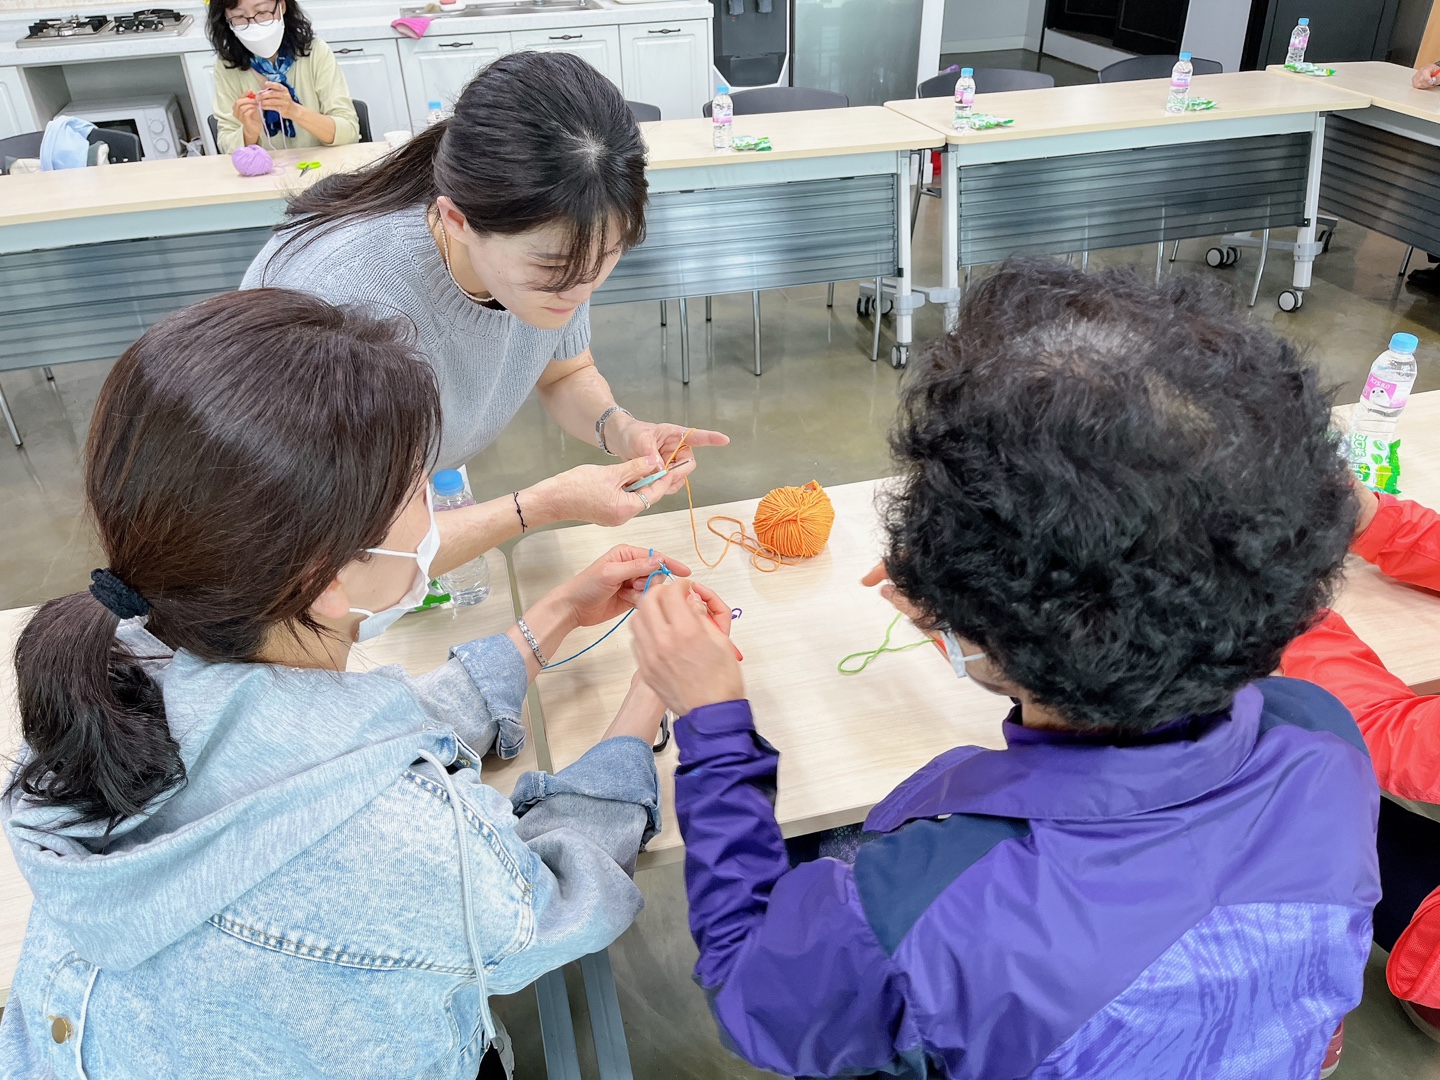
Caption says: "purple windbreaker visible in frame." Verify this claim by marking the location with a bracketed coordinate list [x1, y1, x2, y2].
[673, 677, 1379, 1079]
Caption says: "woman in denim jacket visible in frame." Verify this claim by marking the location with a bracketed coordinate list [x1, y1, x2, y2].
[0, 288, 694, 1079]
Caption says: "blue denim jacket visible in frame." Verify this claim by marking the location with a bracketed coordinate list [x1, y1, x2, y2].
[0, 621, 659, 1079]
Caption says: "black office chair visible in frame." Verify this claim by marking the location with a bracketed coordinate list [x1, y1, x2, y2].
[917, 67, 1055, 97]
[689, 86, 849, 374]
[0, 127, 138, 174]
[1097, 54, 1222, 83]
[207, 98, 371, 150]
[626, 100, 662, 123]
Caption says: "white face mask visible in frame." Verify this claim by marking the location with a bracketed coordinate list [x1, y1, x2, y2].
[349, 495, 440, 643]
[939, 630, 988, 682]
[233, 18, 285, 59]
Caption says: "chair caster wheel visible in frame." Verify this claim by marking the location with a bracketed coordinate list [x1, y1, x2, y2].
[857, 296, 872, 318]
[1278, 289, 1304, 312]
[890, 345, 909, 369]
[1206, 246, 1226, 268]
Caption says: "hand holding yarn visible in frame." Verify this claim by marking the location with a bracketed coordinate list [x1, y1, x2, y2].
[230, 144, 274, 176]
[557, 544, 692, 629]
[632, 580, 746, 716]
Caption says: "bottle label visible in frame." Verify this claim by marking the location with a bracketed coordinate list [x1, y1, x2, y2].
[715, 114, 732, 125]
[957, 87, 974, 108]
[1363, 373, 1409, 409]
[1170, 74, 1190, 92]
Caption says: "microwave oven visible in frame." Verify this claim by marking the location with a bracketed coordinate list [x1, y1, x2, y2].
[63, 93, 188, 159]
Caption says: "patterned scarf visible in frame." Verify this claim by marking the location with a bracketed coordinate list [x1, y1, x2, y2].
[250, 51, 298, 140]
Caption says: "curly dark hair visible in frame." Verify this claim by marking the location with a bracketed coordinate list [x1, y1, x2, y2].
[884, 258, 1357, 735]
[206, 0, 315, 73]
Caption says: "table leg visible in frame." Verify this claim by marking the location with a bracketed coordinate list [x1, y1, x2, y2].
[1292, 115, 1327, 293]
[894, 150, 915, 360]
[752, 291, 762, 376]
[1249, 228, 1271, 308]
[942, 145, 959, 332]
[871, 276, 883, 361]
[0, 383, 20, 448]
[678, 297, 691, 385]
[580, 950, 635, 1080]
[535, 969, 583, 1080]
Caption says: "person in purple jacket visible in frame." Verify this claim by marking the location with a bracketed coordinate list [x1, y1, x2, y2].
[631, 259, 1381, 1080]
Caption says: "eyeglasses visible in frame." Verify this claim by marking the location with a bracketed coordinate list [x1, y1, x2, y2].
[227, 1, 283, 29]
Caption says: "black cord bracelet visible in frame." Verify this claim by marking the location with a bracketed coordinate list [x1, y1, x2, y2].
[512, 491, 527, 532]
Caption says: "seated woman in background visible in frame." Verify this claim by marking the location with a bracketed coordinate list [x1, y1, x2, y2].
[206, 0, 359, 153]
[631, 260, 1379, 1080]
[1284, 481, 1440, 1041]
[0, 289, 690, 1079]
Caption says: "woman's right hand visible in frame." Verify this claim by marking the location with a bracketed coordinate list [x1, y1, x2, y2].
[1415, 62, 1440, 90]
[533, 456, 697, 528]
[233, 94, 263, 140]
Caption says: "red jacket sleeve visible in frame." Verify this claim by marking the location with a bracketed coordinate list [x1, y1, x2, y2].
[1282, 611, 1440, 803]
[1353, 494, 1440, 591]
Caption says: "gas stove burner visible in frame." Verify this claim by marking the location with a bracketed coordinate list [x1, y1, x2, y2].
[113, 8, 183, 33]
[26, 15, 110, 39]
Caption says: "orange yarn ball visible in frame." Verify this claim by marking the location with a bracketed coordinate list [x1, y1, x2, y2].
[752, 481, 834, 559]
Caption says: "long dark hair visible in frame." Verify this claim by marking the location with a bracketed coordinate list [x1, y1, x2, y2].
[277, 51, 648, 291]
[8, 289, 441, 830]
[206, 0, 315, 72]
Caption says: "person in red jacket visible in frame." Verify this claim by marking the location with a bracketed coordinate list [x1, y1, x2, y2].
[1282, 480, 1440, 1041]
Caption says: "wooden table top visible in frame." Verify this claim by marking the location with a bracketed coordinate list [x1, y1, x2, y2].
[1269, 61, 1440, 125]
[511, 479, 1010, 865]
[639, 106, 944, 168]
[884, 69, 1371, 146]
[0, 549, 528, 1000]
[0, 142, 387, 229]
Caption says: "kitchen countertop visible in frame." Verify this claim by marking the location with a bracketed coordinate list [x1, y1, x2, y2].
[0, 0, 711, 66]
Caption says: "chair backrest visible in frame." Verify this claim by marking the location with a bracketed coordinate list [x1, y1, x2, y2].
[207, 99, 371, 149]
[1097, 54, 1223, 82]
[627, 100, 662, 123]
[0, 127, 138, 173]
[0, 131, 42, 174]
[702, 85, 849, 117]
[917, 67, 1056, 98]
[89, 127, 140, 164]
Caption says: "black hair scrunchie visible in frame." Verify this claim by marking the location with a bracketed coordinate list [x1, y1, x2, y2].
[89, 569, 150, 620]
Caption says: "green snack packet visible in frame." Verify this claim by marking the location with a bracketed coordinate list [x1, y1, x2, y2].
[960, 113, 1015, 130]
[1184, 98, 1218, 111]
[1349, 435, 1403, 495]
[1285, 61, 1335, 76]
[732, 135, 772, 152]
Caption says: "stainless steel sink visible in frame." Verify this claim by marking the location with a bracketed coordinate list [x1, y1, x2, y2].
[399, 0, 602, 16]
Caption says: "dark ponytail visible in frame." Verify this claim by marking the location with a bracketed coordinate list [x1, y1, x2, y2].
[277, 50, 648, 291]
[8, 289, 442, 830]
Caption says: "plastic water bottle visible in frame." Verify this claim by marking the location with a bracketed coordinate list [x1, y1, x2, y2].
[1166, 53, 1193, 114]
[426, 100, 448, 127]
[1286, 18, 1310, 66]
[952, 67, 976, 131]
[431, 470, 491, 606]
[712, 84, 733, 150]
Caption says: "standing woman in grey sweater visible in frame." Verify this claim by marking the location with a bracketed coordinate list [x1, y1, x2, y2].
[243, 51, 726, 581]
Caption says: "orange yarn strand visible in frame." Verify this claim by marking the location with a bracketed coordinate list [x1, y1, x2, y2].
[663, 431, 833, 572]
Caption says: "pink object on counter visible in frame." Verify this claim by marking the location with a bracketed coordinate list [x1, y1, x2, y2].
[230, 144, 274, 176]
[391, 15, 433, 37]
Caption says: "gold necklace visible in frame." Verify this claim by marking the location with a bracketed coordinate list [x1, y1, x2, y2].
[436, 217, 493, 304]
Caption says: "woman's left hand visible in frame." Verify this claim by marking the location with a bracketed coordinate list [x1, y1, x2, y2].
[610, 417, 729, 472]
[555, 544, 693, 628]
[632, 582, 745, 716]
[258, 81, 300, 120]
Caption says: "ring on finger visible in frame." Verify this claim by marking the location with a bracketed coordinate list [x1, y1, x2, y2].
[636, 491, 651, 510]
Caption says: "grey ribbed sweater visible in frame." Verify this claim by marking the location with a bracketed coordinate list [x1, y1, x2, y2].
[241, 206, 591, 470]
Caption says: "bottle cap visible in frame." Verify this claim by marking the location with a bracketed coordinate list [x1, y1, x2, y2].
[1179, 52, 1191, 61]
[716, 83, 730, 94]
[1390, 332, 1420, 354]
[1298, 17, 1308, 25]
[432, 469, 466, 497]
[960, 67, 973, 77]
[428, 100, 442, 110]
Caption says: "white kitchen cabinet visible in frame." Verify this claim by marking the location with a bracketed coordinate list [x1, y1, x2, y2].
[181, 51, 219, 152]
[510, 26, 622, 88]
[399, 32, 512, 132]
[619, 20, 711, 121]
[0, 67, 36, 140]
[330, 38, 410, 138]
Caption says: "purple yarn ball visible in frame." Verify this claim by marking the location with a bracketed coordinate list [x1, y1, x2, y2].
[230, 145, 274, 177]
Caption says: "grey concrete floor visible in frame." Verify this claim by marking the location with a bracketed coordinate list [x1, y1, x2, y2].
[5, 186, 1440, 1078]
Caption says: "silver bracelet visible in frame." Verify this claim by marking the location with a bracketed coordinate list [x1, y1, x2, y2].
[516, 617, 548, 668]
[595, 405, 632, 456]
